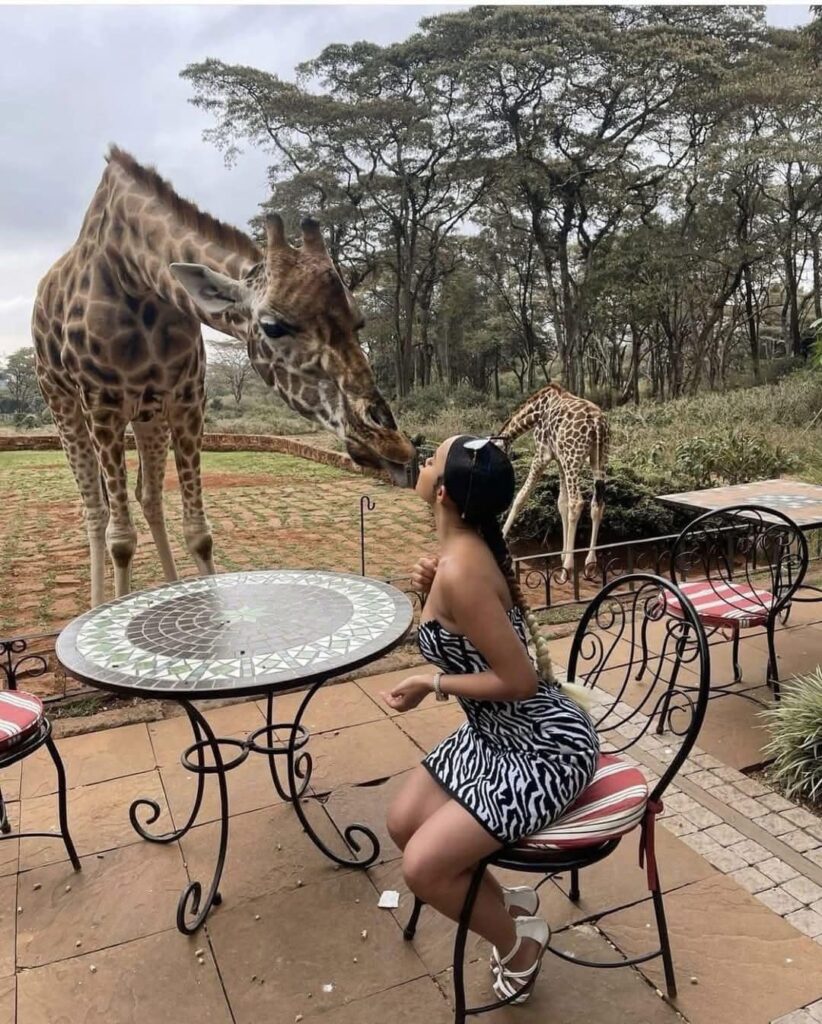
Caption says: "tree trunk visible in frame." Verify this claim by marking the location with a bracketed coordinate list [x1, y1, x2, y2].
[743, 264, 760, 384]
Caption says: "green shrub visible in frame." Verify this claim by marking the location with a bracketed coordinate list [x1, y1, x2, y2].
[508, 466, 692, 546]
[760, 667, 822, 806]
[672, 430, 796, 489]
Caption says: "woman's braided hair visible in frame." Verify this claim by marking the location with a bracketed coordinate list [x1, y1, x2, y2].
[439, 435, 591, 708]
[477, 515, 556, 684]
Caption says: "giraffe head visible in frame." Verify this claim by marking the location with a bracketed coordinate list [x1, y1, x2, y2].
[170, 215, 417, 486]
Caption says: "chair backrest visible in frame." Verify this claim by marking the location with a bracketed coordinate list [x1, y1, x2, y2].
[567, 573, 711, 803]
[671, 504, 808, 619]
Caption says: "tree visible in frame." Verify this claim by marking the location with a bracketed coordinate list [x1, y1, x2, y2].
[1, 347, 40, 414]
[207, 341, 254, 409]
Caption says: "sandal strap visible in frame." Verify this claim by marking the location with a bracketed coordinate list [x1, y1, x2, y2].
[495, 935, 522, 968]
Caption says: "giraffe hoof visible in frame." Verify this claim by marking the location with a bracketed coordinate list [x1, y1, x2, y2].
[582, 562, 600, 582]
[552, 567, 570, 586]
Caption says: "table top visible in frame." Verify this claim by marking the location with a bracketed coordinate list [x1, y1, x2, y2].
[656, 479, 822, 528]
[56, 570, 414, 700]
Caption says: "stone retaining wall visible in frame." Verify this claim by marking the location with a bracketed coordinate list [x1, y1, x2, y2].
[0, 431, 375, 477]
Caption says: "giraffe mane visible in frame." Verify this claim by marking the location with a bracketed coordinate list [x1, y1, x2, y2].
[105, 145, 262, 264]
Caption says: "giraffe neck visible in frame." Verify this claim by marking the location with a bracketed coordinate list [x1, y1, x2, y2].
[96, 160, 261, 334]
[499, 384, 564, 443]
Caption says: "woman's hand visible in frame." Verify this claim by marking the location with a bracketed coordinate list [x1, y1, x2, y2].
[380, 674, 435, 712]
[411, 554, 439, 595]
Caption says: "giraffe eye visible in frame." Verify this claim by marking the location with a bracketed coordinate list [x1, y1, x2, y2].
[260, 319, 296, 340]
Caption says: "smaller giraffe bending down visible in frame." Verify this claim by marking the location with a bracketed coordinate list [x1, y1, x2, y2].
[498, 383, 609, 575]
[33, 146, 416, 607]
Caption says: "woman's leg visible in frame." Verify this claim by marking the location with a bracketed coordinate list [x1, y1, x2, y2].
[401, 800, 540, 973]
[387, 767, 508, 908]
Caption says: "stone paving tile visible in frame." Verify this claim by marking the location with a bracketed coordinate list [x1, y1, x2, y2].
[323, 770, 413, 864]
[0, 874, 16, 980]
[757, 813, 799, 837]
[760, 792, 796, 813]
[730, 866, 774, 894]
[760, 857, 802, 884]
[757, 887, 805, 916]
[785, 908, 822, 939]
[255, 679, 387, 736]
[302, 718, 423, 792]
[207, 872, 427, 1024]
[705, 823, 747, 847]
[147, 700, 265, 767]
[773, 1011, 819, 1024]
[782, 830, 822, 854]
[16, 929, 233, 1024]
[300, 976, 452, 1024]
[601, 874, 822, 1024]
[20, 723, 155, 798]
[783, 877, 822, 906]
[729, 838, 773, 866]
[18, 770, 171, 871]
[15, 841, 187, 967]
[0, 977, 13, 1024]
[0, 827, 18, 879]
[179, 801, 345, 909]
[0, 762, 21, 804]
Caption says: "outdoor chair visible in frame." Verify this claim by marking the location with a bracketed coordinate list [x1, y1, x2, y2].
[0, 685, 80, 871]
[641, 504, 808, 701]
[402, 573, 710, 1023]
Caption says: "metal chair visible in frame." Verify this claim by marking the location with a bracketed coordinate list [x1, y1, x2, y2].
[402, 574, 710, 1022]
[0, 686, 80, 871]
[643, 504, 808, 701]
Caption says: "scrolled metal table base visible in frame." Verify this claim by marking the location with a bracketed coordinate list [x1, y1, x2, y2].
[129, 679, 381, 933]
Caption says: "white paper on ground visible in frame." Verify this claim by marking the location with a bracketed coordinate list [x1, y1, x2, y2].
[378, 890, 400, 909]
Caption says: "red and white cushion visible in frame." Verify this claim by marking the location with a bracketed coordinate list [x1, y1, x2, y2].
[0, 690, 45, 752]
[665, 580, 773, 630]
[517, 754, 649, 851]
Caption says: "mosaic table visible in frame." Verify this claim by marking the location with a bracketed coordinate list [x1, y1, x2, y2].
[56, 570, 413, 933]
[657, 479, 822, 528]
[657, 479, 822, 602]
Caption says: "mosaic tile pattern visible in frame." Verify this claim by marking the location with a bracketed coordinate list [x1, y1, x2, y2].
[658, 479, 822, 527]
[56, 571, 413, 698]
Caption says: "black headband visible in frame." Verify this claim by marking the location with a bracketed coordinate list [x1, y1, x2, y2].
[442, 435, 516, 523]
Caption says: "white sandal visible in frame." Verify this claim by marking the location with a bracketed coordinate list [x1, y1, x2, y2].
[503, 885, 540, 917]
[490, 886, 541, 973]
[491, 915, 551, 1005]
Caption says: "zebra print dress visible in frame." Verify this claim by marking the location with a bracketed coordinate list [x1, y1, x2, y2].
[418, 606, 599, 845]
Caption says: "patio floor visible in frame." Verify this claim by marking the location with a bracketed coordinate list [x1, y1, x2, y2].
[2, 610, 822, 1023]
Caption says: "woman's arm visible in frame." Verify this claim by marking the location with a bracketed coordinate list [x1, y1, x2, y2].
[383, 560, 539, 712]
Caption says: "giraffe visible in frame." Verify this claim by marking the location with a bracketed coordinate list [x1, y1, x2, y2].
[32, 145, 416, 607]
[497, 383, 609, 576]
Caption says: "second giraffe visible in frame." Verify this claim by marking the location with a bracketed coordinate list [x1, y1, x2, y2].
[499, 383, 609, 577]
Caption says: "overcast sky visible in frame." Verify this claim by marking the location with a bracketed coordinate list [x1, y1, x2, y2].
[0, 3, 813, 360]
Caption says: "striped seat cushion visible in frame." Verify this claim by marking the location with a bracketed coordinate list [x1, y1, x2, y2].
[666, 579, 773, 629]
[0, 690, 45, 752]
[517, 754, 649, 851]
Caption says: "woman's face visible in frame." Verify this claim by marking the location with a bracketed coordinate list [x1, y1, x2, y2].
[415, 436, 458, 505]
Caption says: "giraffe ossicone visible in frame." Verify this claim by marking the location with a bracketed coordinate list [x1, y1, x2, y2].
[33, 146, 416, 608]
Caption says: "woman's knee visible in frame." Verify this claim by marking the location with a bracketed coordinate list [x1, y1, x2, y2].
[386, 802, 414, 851]
[401, 844, 441, 900]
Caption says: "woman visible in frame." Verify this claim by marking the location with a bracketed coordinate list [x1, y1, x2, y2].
[381, 435, 599, 1003]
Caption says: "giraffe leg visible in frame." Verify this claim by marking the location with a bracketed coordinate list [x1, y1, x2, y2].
[86, 411, 138, 599]
[166, 400, 215, 575]
[586, 421, 608, 569]
[45, 396, 110, 607]
[132, 417, 179, 583]
[502, 455, 546, 538]
[556, 465, 570, 572]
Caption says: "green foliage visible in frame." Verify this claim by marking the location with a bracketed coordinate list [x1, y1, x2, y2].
[761, 667, 822, 806]
[671, 432, 796, 489]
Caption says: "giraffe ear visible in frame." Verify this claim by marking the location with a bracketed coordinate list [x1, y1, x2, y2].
[170, 264, 247, 315]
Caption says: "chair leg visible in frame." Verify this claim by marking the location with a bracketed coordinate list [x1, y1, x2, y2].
[45, 736, 81, 871]
[569, 867, 581, 903]
[731, 627, 742, 684]
[0, 785, 10, 835]
[453, 863, 487, 1024]
[404, 896, 424, 940]
[635, 613, 651, 681]
[766, 622, 780, 699]
[652, 887, 677, 998]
